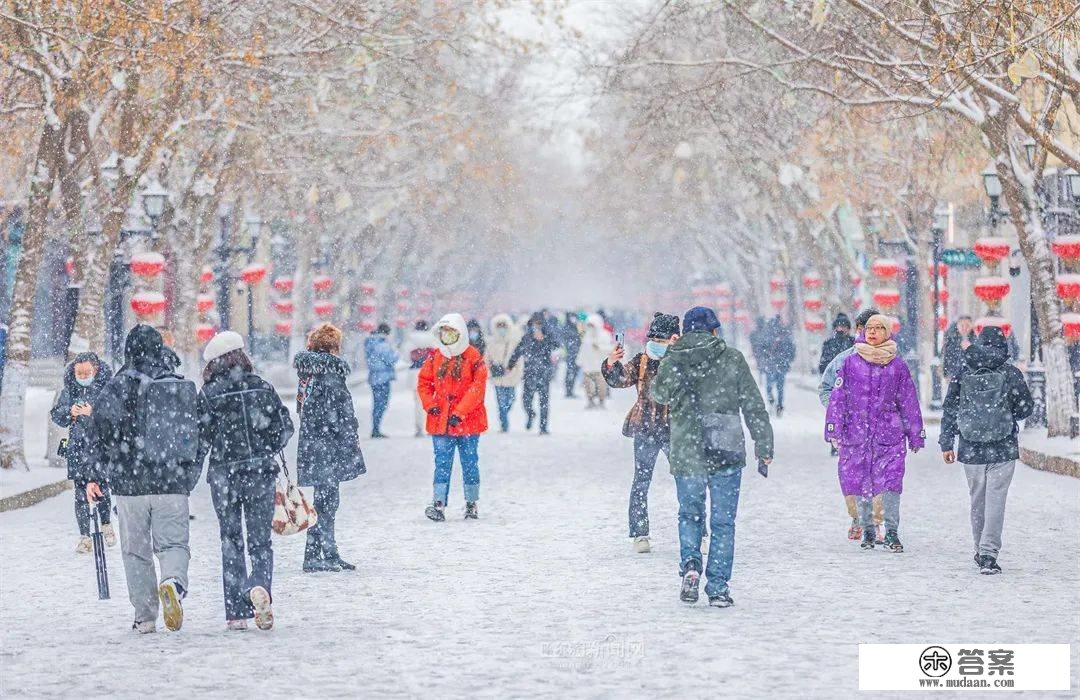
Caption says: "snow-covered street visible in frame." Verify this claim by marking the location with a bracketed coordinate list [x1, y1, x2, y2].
[1, 380, 1076, 697]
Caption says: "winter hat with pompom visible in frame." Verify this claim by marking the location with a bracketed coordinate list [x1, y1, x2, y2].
[647, 312, 680, 339]
[203, 330, 245, 363]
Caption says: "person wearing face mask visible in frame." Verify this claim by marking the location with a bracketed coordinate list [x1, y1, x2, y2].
[507, 312, 561, 434]
[485, 313, 524, 432]
[50, 351, 116, 554]
[419, 313, 489, 521]
[825, 314, 924, 553]
[601, 313, 680, 554]
[466, 319, 486, 357]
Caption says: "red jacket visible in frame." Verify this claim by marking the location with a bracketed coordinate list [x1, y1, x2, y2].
[417, 345, 489, 436]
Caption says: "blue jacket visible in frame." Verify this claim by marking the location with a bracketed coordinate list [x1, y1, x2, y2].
[818, 345, 856, 407]
[363, 335, 398, 387]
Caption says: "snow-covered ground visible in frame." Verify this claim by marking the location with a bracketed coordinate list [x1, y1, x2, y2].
[0, 388, 66, 498]
[1, 377, 1076, 697]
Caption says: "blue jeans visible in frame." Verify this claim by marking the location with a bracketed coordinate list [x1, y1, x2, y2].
[675, 469, 743, 597]
[495, 386, 515, 432]
[630, 435, 668, 537]
[765, 370, 786, 408]
[371, 382, 390, 434]
[433, 435, 480, 504]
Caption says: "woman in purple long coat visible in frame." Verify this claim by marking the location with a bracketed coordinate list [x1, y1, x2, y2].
[825, 314, 924, 552]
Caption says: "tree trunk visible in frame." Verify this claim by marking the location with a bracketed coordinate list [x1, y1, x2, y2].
[0, 118, 65, 469]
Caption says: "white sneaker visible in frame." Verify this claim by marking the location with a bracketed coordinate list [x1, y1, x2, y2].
[633, 536, 651, 553]
[75, 536, 93, 554]
[226, 619, 248, 631]
[101, 522, 117, 547]
[249, 586, 274, 631]
[158, 579, 184, 632]
[132, 620, 156, 634]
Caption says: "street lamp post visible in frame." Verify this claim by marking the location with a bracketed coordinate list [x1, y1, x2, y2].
[215, 203, 234, 329]
[929, 204, 948, 410]
[243, 214, 262, 345]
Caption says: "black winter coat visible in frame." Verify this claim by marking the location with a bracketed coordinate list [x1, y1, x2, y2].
[818, 332, 854, 375]
[89, 326, 208, 496]
[562, 320, 582, 362]
[760, 321, 796, 374]
[199, 367, 294, 481]
[508, 332, 560, 387]
[942, 326, 976, 379]
[294, 351, 362, 487]
[939, 335, 1033, 464]
[50, 356, 111, 480]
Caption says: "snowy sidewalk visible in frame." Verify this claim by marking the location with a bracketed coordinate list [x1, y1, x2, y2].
[1, 381, 1077, 697]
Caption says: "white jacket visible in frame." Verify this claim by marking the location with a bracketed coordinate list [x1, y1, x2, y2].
[576, 314, 613, 371]
[486, 313, 524, 387]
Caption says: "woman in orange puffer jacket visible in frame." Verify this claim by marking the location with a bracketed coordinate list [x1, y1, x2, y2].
[418, 313, 488, 521]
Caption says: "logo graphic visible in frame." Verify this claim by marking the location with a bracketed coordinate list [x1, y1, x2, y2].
[920, 646, 952, 678]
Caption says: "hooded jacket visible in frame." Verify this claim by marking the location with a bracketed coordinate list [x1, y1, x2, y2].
[939, 328, 1033, 464]
[363, 334, 398, 386]
[508, 313, 561, 386]
[818, 331, 854, 375]
[652, 331, 773, 475]
[486, 313, 524, 388]
[89, 325, 208, 496]
[50, 353, 111, 480]
[418, 314, 488, 435]
[760, 317, 796, 374]
[466, 319, 486, 357]
[576, 314, 615, 371]
[294, 351, 362, 487]
[942, 323, 977, 378]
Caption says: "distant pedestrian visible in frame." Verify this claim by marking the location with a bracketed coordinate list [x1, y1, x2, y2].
[578, 314, 614, 409]
[401, 321, 437, 437]
[508, 312, 560, 434]
[760, 315, 795, 416]
[818, 313, 853, 374]
[364, 323, 398, 438]
[486, 313, 524, 432]
[942, 316, 976, 380]
[467, 319, 486, 356]
[561, 312, 583, 398]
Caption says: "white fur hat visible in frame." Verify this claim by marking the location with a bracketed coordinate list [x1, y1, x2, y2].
[203, 330, 245, 363]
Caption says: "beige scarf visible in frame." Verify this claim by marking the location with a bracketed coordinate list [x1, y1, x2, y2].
[854, 339, 898, 365]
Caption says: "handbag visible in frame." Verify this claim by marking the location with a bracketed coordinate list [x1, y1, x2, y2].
[272, 453, 318, 536]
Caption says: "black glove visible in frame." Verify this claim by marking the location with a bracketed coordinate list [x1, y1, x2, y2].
[428, 406, 441, 416]
[447, 415, 462, 428]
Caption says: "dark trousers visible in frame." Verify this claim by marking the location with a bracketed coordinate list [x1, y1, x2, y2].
[305, 483, 340, 561]
[765, 370, 787, 408]
[73, 477, 111, 536]
[494, 386, 515, 432]
[630, 435, 668, 537]
[564, 361, 579, 397]
[371, 382, 390, 434]
[522, 380, 550, 431]
[209, 470, 275, 621]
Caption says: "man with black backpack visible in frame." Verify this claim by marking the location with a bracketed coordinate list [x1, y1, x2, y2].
[939, 326, 1033, 576]
[86, 325, 207, 633]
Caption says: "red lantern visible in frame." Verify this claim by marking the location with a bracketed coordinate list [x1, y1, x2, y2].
[871, 258, 901, 279]
[274, 321, 292, 335]
[272, 277, 294, 294]
[852, 297, 863, 310]
[769, 297, 786, 310]
[871, 288, 901, 310]
[360, 281, 377, 296]
[196, 293, 215, 313]
[718, 309, 733, 323]
[272, 299, 294, 315]
[804, 316, 826, 332]
[313, 300, 335, 316]
[714, 283, 732, 297]
[397, 286, 410, 299]
[850, 274, 862, 287]
[716, 298, 733, 309]
[195, 323, 216, 343]
[130, 252, 165, 278]
[803, 297, 824, 311]
[418, 289, 434, 299]
[802, 271, 823, 289]
[973, 237, 1010, 266]
[975, 317, 1012, 337]
[395, 317, 408, 329]
[1056, 273, 1080, 301]
[734, 310, 749, 323]
[65, 257, 76, 277]
[130, 291, 167, 317]
[973, 276, 1011, 303]
[1051, 234, 1080, 262]
[312, 275, 333, 293]
[937, 316, 948, 331]
[1062, 313, 1080, 341]
[928, 262, 948, 278]
[239, 263, 267, 285]
[358, 319, 376, 333]
[200, 267, 214, 284]
[888, 316, 901, 334]
[359, 302, 377, 315]
[769, 277, 785, 292]
[395, 300, 410, 311]
[932, 288, 949, 303]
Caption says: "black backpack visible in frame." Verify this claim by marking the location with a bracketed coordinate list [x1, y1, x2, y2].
[957, 368, 1013, 443]
[129, 370, 200, 464]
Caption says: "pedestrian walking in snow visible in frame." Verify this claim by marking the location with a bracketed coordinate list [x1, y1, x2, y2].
[577, 314, 614, 409]
[508, 312, 560, 434]
[818, 313, 853, 375]
[825, 314, 924, 553]
[561, 312, 583, 398]
[760, 315, 795, 417]
[748, 317, 767, 384]
[401, 320, 438, 437]
[819, 308, 887, 542]
[486, 313, 524, 432]
[601, 312, 680, 554]
[200, 331, 294, 630]
[295, 324, 366, 573]
[85, 325, 206, 633]
[467, 318, 486, 356]
[364, 323, 398, 439]
[50, 352, 116, 554]
[942, 316, 976, 380]
[939, 327, 1033, 575]
[418, 313, 489, 521]
[652, 307, 773, 608]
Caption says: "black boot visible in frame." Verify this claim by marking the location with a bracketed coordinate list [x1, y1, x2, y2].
[679, 563, 701, 604]
[425, 501, 446, 522]
[328, 555, 356, 571]
[464, 502, 478, 520]
[979, 555, 1002, 575]
[883, 529, 904, 553]
[860, 529, 875, 550]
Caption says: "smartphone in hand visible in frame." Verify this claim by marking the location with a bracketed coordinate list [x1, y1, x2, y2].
[757, 458, 769, 478]
[614, 332, 624, 348]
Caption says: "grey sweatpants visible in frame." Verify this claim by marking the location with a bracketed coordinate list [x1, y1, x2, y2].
[115, 495, 191, 623]
[963, 460, 1015, 558]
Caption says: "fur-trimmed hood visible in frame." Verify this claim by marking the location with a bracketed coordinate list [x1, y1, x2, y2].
[434, 313, 470, 358]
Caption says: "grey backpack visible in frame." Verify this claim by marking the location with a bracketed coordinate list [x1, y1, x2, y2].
[130, 371, 200, 464]
[957, 368, 1012, 443]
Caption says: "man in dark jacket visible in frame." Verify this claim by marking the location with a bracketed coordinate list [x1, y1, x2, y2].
[760, 315, 796, 416]
[818, 313, 853, 374]
[942, 316, 976, 379]
[51, 351, 114, 552]
[561, 312, 582, 398]
[508, 312, 561, 434]
[653, 307, 773, 608]
[86, 324, 207, 633]
[940, 326, 1033, 575]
